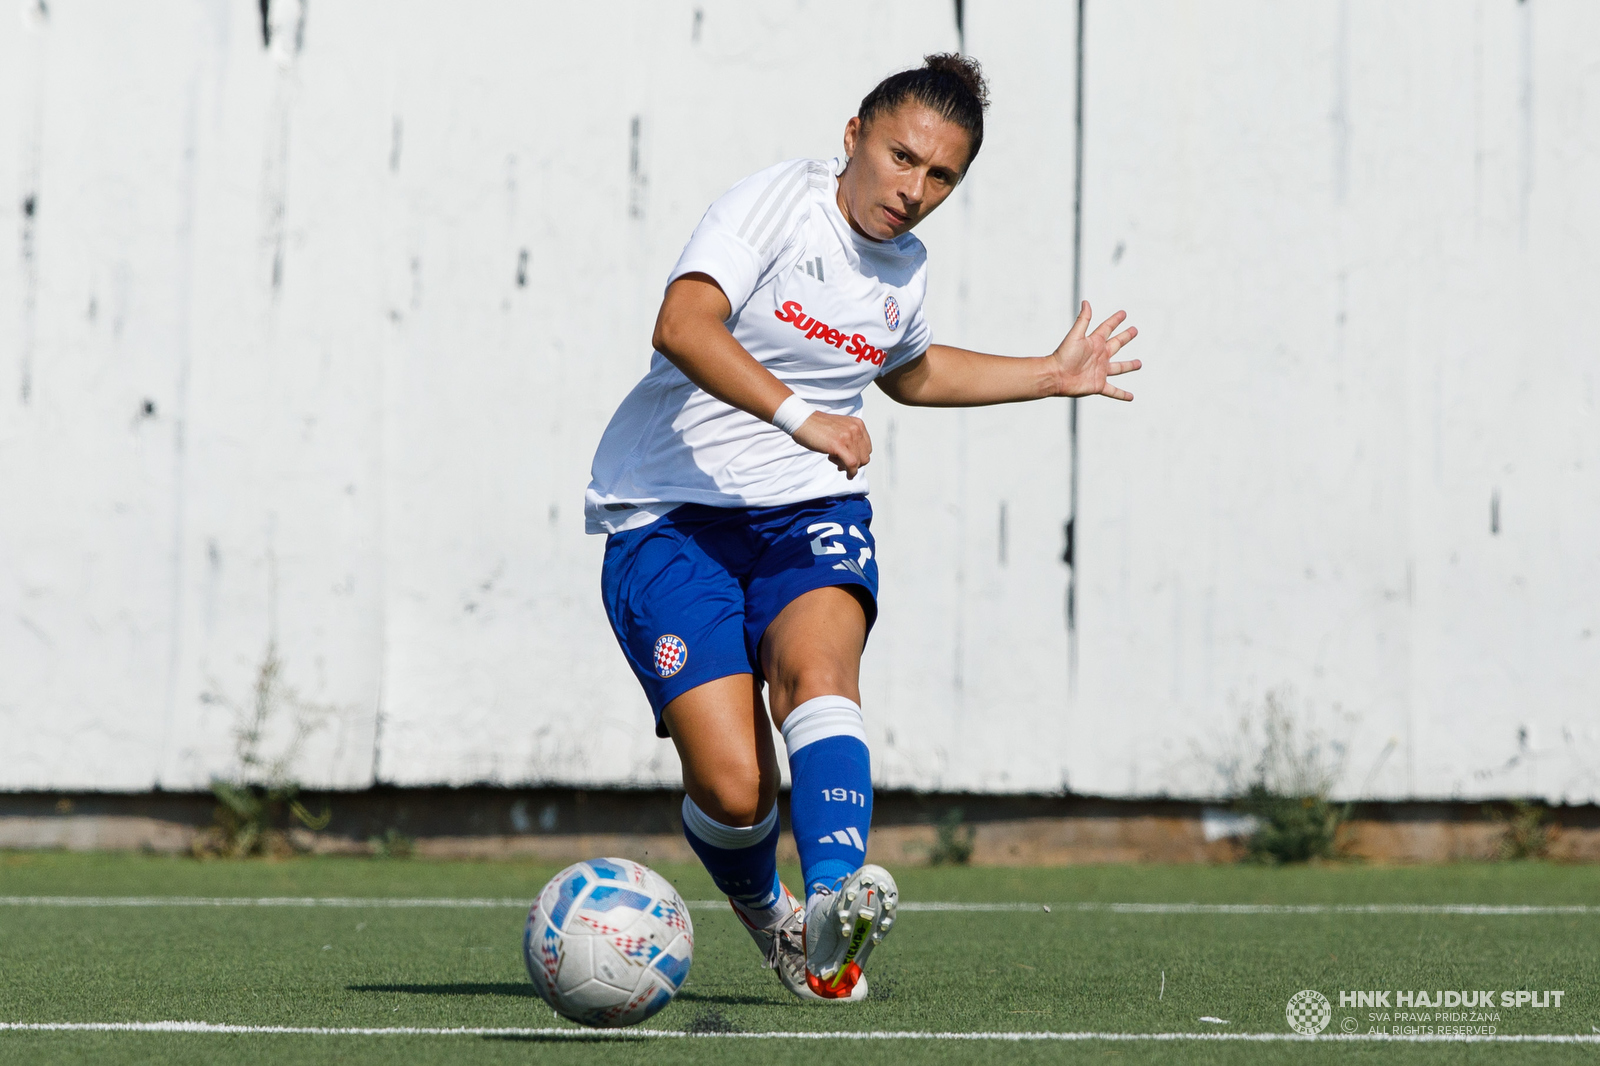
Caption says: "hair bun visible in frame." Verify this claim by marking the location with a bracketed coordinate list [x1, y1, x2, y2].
[923, 53, 989, 111]
[855, 52, 991, 167]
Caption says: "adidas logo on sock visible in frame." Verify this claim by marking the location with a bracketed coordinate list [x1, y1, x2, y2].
[818, 827, 865, 849]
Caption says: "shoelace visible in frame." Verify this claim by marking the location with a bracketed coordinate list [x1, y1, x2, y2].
[763, 918, 805, 970]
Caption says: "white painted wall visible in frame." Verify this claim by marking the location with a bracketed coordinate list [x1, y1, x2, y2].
[1, 1, 1594, 800]
[1072, 0, 1600, 803]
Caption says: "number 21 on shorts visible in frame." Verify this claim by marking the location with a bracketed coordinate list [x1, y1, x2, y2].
[808, 522, 848, 555]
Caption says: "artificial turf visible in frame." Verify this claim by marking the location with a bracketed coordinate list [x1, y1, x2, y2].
[1, 852, 1597, 1065]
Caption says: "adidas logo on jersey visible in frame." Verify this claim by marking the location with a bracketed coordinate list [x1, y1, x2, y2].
[818, 826, 865, 849]
[774, 300, 887, 366]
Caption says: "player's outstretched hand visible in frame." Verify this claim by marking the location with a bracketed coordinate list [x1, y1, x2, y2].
[1050, 301, 1140, 401]
[793, 411, 872, 479]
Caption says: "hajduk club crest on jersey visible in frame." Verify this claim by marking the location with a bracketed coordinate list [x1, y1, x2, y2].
[653, 634, 688, 678]
[883, 295, 900, 331]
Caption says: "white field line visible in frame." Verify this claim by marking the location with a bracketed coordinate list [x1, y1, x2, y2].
[0, 896, 528, 909]
[0, 1021, 1597, 1043]
[0, 896, 1595, 916]
[899, 902, 1600, 916]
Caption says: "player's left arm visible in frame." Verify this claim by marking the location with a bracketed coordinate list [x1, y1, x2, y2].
[876, 301, 1140, 407]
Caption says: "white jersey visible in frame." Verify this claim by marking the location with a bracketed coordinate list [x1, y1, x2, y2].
[585, 157, 932, 534]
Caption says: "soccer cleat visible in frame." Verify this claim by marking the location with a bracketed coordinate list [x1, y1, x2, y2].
[730, 882, 828, 1001]
[802, 864, 897, 1001]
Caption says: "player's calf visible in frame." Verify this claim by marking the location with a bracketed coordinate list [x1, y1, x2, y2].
[679, 795, 784, 914]
[781, 695, 873, 898]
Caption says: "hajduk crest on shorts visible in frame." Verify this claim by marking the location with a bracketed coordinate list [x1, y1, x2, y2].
[652, 634, 688, 678]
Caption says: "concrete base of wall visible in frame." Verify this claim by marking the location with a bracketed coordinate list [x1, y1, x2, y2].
[2, 789, 1596, 864]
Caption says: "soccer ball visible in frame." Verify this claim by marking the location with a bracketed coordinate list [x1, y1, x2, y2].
[522, 857, 694, 1028]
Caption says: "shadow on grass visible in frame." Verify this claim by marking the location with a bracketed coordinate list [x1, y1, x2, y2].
[681, 1006, 742, 1033]
[348, 982, 536, 998]
[674, 990, 783, 1007]
[484, 1006, 742, 1042]
[348, 982, 780, 1008]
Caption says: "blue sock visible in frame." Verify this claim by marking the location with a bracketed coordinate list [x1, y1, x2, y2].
[680, 796, 783, 921]
[782, 695, 872, 899]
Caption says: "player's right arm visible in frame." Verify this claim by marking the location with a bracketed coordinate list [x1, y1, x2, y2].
[651, 272, 874, 479]
[876, 301, 1139, 407]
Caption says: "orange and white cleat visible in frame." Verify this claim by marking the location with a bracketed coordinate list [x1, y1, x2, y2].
[801, 864, 898, 1001]
[731, 882, 820, 1001]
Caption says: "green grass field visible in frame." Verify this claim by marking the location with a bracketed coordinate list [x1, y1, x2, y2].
[2, 852, 1597, 1065]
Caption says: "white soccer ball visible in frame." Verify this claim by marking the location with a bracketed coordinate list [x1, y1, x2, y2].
[522, 857, 695, 1028]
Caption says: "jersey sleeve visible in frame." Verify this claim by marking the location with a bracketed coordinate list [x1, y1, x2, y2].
[667, 159, 816, 313]
[878, 300, 932, 376]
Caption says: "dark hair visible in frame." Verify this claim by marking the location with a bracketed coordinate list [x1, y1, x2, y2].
[857, 53, 990, 168]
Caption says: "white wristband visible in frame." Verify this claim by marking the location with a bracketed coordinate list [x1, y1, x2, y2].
[771, 394, 817, 436]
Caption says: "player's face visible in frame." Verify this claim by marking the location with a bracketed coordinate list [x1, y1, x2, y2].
[838, 103, 970, 241]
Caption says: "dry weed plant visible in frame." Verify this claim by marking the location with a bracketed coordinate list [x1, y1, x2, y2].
[1486, 799, 1558, 860]
[927, 807, 976, 866]
[1204, 689, 1353, 864]
[192, 640, 334, 858]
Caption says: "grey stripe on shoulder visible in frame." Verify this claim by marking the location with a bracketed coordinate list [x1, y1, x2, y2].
[736, 161, 808, 243]
[757, 190, 811, 256]
[754, 163, 830, 255]
[744, 164, 813, 252]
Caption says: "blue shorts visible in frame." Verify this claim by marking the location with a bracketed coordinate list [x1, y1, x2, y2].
[601, 495, 879, 737]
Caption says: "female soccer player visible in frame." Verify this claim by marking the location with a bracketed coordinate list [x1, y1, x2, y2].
[586, 54, 1139, 1001]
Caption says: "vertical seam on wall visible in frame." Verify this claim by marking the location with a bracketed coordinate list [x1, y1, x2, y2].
[1067, 0, 1087, 695]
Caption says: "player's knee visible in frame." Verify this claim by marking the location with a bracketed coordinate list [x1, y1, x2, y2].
[767, 666, 855, 724]
[695, 773, 771, 828]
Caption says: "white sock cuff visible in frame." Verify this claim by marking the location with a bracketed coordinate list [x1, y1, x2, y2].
[780, 695, 866, 756]
[681, 795, 777, 851]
